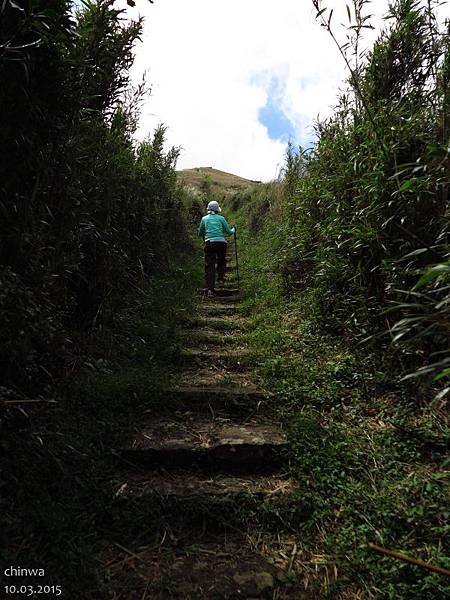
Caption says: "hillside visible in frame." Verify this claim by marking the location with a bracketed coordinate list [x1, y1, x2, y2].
[177, 166, 261, 193]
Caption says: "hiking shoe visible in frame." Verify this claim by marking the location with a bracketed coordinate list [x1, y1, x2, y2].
[207, 289, 214, 298]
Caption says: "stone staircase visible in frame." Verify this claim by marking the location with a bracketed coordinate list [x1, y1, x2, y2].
[103, 250, 310, 599]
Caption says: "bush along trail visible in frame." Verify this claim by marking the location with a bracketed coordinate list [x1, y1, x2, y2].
[102, 240, 315, 599]
[220, 192, 450, 599]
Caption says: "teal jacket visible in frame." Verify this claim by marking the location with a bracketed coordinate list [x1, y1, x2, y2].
[198, 212, 235, 242]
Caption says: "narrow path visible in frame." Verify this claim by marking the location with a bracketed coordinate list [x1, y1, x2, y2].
[103, 250, 313, 599]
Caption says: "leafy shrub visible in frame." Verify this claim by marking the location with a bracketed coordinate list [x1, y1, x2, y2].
[0, 0, 190, 396]
[234, 0, 450, 397]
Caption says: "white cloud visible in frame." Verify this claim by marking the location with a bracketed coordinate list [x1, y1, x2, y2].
[117, 0, 450, 181]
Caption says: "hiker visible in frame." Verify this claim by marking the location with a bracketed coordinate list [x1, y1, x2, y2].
[198, 201, 236, 298]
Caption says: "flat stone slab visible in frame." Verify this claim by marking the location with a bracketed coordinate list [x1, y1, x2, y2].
[198, 288, 240, 297]
[170, 368, 261, 413]
[114, 471, 295, 499]
[178, 367, 260, 389]
[183, 328, 243, 345]
[102, 535, 316, 599]
[197, 303, 239, 316]
[179, 347, 252, 368]
[190, 316, 249, 331]
[212, 294, 240, 303]
[122, 419, 287, 472]
[164, 386, 269, 411]
[198, 294, 241, 304]
[216, 287, 240, 295]
[184, 339, 248, 352]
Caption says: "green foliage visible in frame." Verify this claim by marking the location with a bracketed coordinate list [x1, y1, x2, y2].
[0, 0, 191, 396]
[1, 257, 201, 597]
[228, 194, 450, 597]
[178, 185, 205, 226]
[284, 0, 449, 396]
[223, 2, 450, 595]
[0, 2, 203, 594]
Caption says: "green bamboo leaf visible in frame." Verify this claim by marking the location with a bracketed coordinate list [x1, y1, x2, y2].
[401, 248, 428, 259]
[414, 264, 450, 289]
[8, 0, 25, 12]
[399, 179, 416, 191]
[433, 368, 450, 382]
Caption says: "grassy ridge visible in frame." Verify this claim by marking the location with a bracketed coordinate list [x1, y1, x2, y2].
[177, 167, 261, 194]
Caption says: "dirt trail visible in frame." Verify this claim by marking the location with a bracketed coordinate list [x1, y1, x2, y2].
[103, 253, 315, 599]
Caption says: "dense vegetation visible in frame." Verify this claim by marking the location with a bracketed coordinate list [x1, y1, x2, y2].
[1, 1, 200, 594]
[225, 1, 449, 597]
[296, 0, 449, 397]
[1, 0, 191, 398]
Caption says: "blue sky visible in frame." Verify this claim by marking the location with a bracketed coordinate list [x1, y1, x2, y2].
[258, 77, 296, 143]
[124, 0, 357, 180]
[119, 0, 450, 181]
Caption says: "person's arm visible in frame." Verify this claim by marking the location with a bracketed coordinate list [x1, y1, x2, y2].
[198, 217, 206, 240]
[220, 216, 235, 236]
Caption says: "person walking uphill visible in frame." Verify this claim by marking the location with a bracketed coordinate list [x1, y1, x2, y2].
[198, 201, 236, 298]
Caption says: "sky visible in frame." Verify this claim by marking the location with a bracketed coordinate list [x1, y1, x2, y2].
[115, 0, 450, 181]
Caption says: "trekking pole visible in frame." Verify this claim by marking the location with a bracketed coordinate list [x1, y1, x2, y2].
[233, 230, 240, 289]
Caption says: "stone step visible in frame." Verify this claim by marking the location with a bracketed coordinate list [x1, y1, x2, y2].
[182, 328, 244, 345]
[121, 419, 287, 472]
[101, 535, 313, 600]
[114, 471, 295, 500]
[201, 294, 240, 303]
[182, 327, 245, 349]
[197, 303, 239, 316]
[179, 347, 252, 368]
[139, 395, 255, 419]
[198, 288, 240, 298]
[223, 281, 239, 289]
[184, 339, 248, 352]
[189, 316, 249, 331]
[164, 385, 269, 411]
[172, 368, 261, 413]
[177, 367, 257, 388]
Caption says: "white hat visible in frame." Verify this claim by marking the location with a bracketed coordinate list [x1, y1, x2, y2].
[207, 201, 221, 213]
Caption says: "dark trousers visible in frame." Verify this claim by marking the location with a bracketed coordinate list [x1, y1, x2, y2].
[204, 241, 227, 291]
